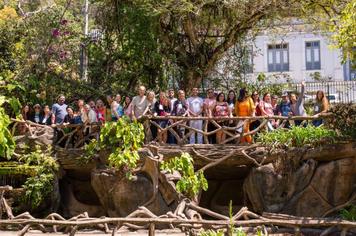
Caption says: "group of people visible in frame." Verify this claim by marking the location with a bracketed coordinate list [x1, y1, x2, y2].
[20, 82, 329, 144]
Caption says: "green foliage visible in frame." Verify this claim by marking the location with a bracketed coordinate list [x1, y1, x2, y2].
[199, 230, 224, 236]
[301, 0, 353, 64]
[325, 104, 356, 139]
[331, 0, 356, 64]
[237, 73, 286, 96]
[84, 117, 144, 178]
[160, 152, 208, 198]
[90, 0, 167, 93]
[257, 125, 338, 149]
[22, 173, 56, 209]
[0, 96, 15, 159]
[20, 146, 59, 208]
[340, 205, 356, 221]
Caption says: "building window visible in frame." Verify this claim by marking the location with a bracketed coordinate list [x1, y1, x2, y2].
[305, 41, 321, 70]
[268, 43, 289, 72]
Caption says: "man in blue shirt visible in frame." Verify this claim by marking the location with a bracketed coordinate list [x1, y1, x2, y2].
[51, 95, 68, 125]
[277, 93, 291, 117]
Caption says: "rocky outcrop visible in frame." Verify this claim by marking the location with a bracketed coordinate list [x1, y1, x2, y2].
[90, 156, 179, 217]
[244, 156, 356, 217]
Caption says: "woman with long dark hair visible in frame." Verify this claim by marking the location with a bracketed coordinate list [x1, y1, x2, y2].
[235, 88, 255, 143]
[124, 96, 132, 119]
[250, 91, 261, 131]
[214, 92, 231, 144]
[227, 90, 236, 115]
[313, 90, 329, 126]
[29, 104, 43, 124]
[41, 105, 52, 125]
[154, 92, 171, 143]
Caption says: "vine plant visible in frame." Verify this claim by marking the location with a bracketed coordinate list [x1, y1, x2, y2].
[84, 116, 145, 178]
[19, 146, 59, 208]
[0, 76, 23, 159]
[160, 152, 208, 199]
[0, 96, 16, 159]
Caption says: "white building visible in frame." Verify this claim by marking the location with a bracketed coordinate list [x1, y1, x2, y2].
[248, 28, 355, 82]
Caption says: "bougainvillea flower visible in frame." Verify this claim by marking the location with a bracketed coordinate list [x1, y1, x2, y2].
[52, 29, 60, 37]
[60, 19, 68, 25]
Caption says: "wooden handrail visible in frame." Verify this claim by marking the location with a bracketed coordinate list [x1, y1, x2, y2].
[142, 113, 331, 121]
[11, 113, 332, 127]
[10, 114, 333, 148]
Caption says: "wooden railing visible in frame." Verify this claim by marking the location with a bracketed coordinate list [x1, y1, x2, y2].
[146, 115, 328, 145]
[10, 114, 329, 149]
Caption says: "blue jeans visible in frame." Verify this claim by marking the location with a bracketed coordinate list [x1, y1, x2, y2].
[312, 119, 323, 127]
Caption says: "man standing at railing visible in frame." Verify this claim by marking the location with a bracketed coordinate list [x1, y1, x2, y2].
[168, 89, 177, 113]
[277, 92, 291, 128]
[131, 86, 148, 120]
[187, 88, 204, 144]
[172, 90, 189, 139]
[51, 95, 68, 125]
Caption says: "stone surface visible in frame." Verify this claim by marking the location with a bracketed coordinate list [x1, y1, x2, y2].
[91, 169, 176, 217]
[282, 157, 356, 216]
[244, 156, 356, 217]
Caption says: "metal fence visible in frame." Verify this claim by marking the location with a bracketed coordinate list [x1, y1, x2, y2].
[286, 81, 356, 104]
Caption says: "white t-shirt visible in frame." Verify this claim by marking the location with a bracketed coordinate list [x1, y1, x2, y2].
[187, 96, 204, 115]
[88, 109, 98, 123]
[132, 95, 148, 117]
[169, 98, 177, 112]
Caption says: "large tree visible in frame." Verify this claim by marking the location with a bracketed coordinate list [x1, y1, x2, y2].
[103, 0, 353, 91]
[136, 0, 295, 90]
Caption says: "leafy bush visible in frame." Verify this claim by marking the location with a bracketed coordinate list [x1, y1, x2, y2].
[257, 125, 338, 149]
[84, 117, 144, 178]
[340, 205, 356, 221]
[0, 96, 15, 159]
[20, 146, 59, 208]
[160, 152, 208, 198]
[0, 88, 21, 159]
[325, 103, 356, 140]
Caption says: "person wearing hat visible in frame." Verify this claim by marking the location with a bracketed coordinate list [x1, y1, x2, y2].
[277, 92, 291, 117]
[277, 92, 292, 129]
[29, 104, 43, 124]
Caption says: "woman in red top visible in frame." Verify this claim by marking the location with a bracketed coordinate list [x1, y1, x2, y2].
[214, 92, 231, 144]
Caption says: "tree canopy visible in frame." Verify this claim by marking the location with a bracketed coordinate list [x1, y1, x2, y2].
[0, 0, 354, 105]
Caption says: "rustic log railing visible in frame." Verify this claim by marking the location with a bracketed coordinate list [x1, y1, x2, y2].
[0, 192, 355, 236]
[10, 114, 330, 148]
[146, 115, 329, 145]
